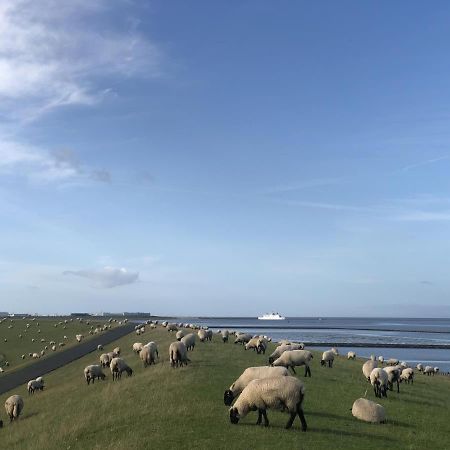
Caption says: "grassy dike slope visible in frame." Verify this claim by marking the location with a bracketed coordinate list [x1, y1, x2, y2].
[1, 327, 449, 450]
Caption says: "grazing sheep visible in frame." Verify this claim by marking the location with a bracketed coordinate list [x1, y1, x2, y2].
[321, 350, 336, 368]
[133, 342, 144, 354]
[378, 356, 384, 365]
[256, 337, 268, 354]
[224, 366, 289, 405]
[198, 329, 208, 342]
[370, 368, 388, 398]
[424, 366, 434, 376]
[386, 358, 399, 366]
[99, 353, 111, 368]
[113, 347, 121, 356]
[169, 341, 190, 367]
[181, 333, 196, 351]
[229, 376, 307, 431]
[140, 345, 157, 367]
[384, 366, 401, 393]
[176, 330, 185, 341]
[351, 398, 385, 423]
[84, 365, 106, 385]
[417, 363, 424, 372]
[27, 378, 45, 394]
[271, 350, 313, 377]
[234, 333, 253, 345]
[4, 395, 24, 422]
[347, 351, 356, 360]
[245, 337, 261, 352]
[362, 359, 378, 381]
[434, 367, 440, 375]
[401, 368, 414, 384]
[268, 343, 305, 364]
[167, 324, 178, 332]
[221, 330, 229, 343]
[110, 358, 133, 380]
[143, 341, 159, 361]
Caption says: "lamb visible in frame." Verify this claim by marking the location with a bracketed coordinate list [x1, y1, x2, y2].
[224, 366, 289, 405]
[84, 365, 106, 385]
[169, 341, 190, 367]
[181, 333, 196, 351]
[347, 351, 356, 360]
[321, 349, 338, 368]
[27, 378, 45, 394]
[4, 395, 24, 422]
[110, 357, 133, 380]
[362, 359, 378, 381]
[370, 368, 388, 398]
[268, 343, 305, 364]
[234, 333, 253, 345]
[132, 342, 144, 354]
[221, 330, 229, 343]
[140, 345, 157, 367]
[384, 365, 401, 393]
[271, 350, 313, 377]
[400, 368, 414, 384]
[229, 376, 307, 431]
[351, 398, 385, 423]
[176, 330, 185, 341]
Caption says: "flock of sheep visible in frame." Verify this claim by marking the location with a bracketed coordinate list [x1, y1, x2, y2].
[0, 319, 446, 432]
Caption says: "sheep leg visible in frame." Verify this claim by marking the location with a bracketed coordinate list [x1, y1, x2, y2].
[262, 410, 269, 427]
[396, 380, 400, 393]
[297, 405, 307, 432]
[256, 410, 263, 425]
[290, 366, 296, 374]
[286, 412, 296, 429]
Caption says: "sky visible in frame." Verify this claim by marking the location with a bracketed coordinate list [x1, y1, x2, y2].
[1, 1, 450, 317]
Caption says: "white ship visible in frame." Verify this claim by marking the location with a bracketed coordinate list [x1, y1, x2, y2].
[258, 312, 285, 320]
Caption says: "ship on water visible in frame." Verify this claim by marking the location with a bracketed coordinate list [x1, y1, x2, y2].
[257, 312, 285, 320]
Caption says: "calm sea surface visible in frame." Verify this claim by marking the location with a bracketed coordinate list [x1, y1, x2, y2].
[151, 317, 450, 372]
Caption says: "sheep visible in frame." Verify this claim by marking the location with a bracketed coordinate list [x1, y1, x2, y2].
[434, 367, 440, 375]
[321, 350, 336, 368]
[169, 341, 190, 368]
[97, 344, 103, 351]
[400, 368, 414, 384]
[110, 357, 133, 380]
[370, 368, 388, 398]
[424, 366, 434, 376]
[378, 356, 384, 365]
[132, 342, 144, 354]
[351, 398, 385, 423]
[205, 329, 213, 341]
[181, 333, 196, 351]
[224, 366, 289, 405]
[113, 347, 121, 356]
[75, 334, 83, 342]
[417, 363, 424, 372]
[268, 343, 305, 364]
[32, 352, 40, 359]
[27, 378, 45, 394]
[140, 345, 157, 367]
[176, 330, 185, 341]
[229, 376, 307, 431]
[198, 329, 207, 342]
[234, 333, 253, 345]
[99, 353, 111, 368]
[362, 359, 378, 381]
[386, 358, 399, 366]
[84, 365, 106, 385]
[384, 366, 401, 393]
[4, 395, 24, 422]
[167, 323, 178, 332]
[347, 351, 356, 360]
[279, 339, 291, 345]
[256, 338, 268, 354]
[331, 347, 339, 355]
[245, 337, 261, 352]
[221, 330, 229, 343]
[271, 350, 313, 377]
[51, 345, 56, 351]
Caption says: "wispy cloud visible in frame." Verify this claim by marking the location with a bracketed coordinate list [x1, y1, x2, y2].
[400, 156, 450, 172]
[0, 0, 162, 122]
[63, 266, 139, 288]
[259, 177, 344, 194]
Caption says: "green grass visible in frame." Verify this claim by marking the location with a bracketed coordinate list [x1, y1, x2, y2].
[0, 317, 120, 372]
[1, 327, 449, 449]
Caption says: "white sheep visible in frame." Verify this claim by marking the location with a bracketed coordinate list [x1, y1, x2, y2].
[4, 395, 24, 422]
[176, 330, 185, 341]
[181, 333, 196, 351]
[400, 368, 414, 384]
[272, 350, 313, 377]
[416, 363, 424, 372]
[229, 376, 307, 431]
[362, 359, 378, 381]
[347, 351, 356, 360]
[99, 353, 111, 367]
[167, 323, 178, 332]
[221, 330, 229, 343]
[384, 365, 401, 392]
[234, 333, 253, 345]
[378, 356, 384, 365]
[351, 398, 385, 423]
[132, 342, 144, 354]
[27, 378, 45, 394]
[110, 357, 133, 380]
[224, 366, 289, 405]
[370, 368, 388, 398]
[97, 344, 103, 351]
[434, 367, 440, 375]
[141, 342, 158, 366]
[113, 347, 121, 356]
[268, 343, 305, 364]
[321, 349, 337, 368]
[386, 358, 399, 366]
[169, 341, 190, 367]
[75, 334, 83, 342]
[424, 365, 434, 376]
[84, 365, 106, 385]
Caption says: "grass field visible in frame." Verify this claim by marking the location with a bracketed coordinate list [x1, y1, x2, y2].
[1, 326, 449, 449]
[0, 317, 120, 373]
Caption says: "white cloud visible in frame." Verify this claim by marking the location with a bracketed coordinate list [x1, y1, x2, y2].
[0, 0, 161, 122]
[63, 266, 139, 288]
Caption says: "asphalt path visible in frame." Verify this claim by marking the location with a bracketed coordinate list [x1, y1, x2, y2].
[0, 323, 135, 395]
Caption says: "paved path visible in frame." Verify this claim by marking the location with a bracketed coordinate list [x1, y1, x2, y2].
[0, 323, 135, 395]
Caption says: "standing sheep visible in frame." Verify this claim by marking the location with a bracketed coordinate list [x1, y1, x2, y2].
[110, 358, 133, 380]
[362, 359, 378, 381]
[234, 333, 253, 345]
[224, 366, 289, 405]
[169, 341, 190, 367]
[347, 351, 356, 360]
[271, 350, 313, 377]
[84, 365, 106, 385]
[176, 330, 185, 341]
[27, 378, 45, 394]
[5, 395, 24, 422]
[321, 349, 337, 368]
[132, 343, 144, 354]
[370, 368, 388, 398]
[140, 345, 156, 367]
[400, 368, 414, 384]
[384, 366, 401, 393]
[229, 376, 307, 431]
[268, 343, 304, 364]
[99, 353, 111, 368]
[221, 330, 229, 343]
[181, 333, 196, 351]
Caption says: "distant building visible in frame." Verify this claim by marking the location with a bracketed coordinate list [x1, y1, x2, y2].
[0, 312, 8, 317]
[122, 312, 151, 317]
[70, 313, 90, 317]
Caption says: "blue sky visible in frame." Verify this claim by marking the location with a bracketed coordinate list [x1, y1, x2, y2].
[1, 1, 450, 317]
